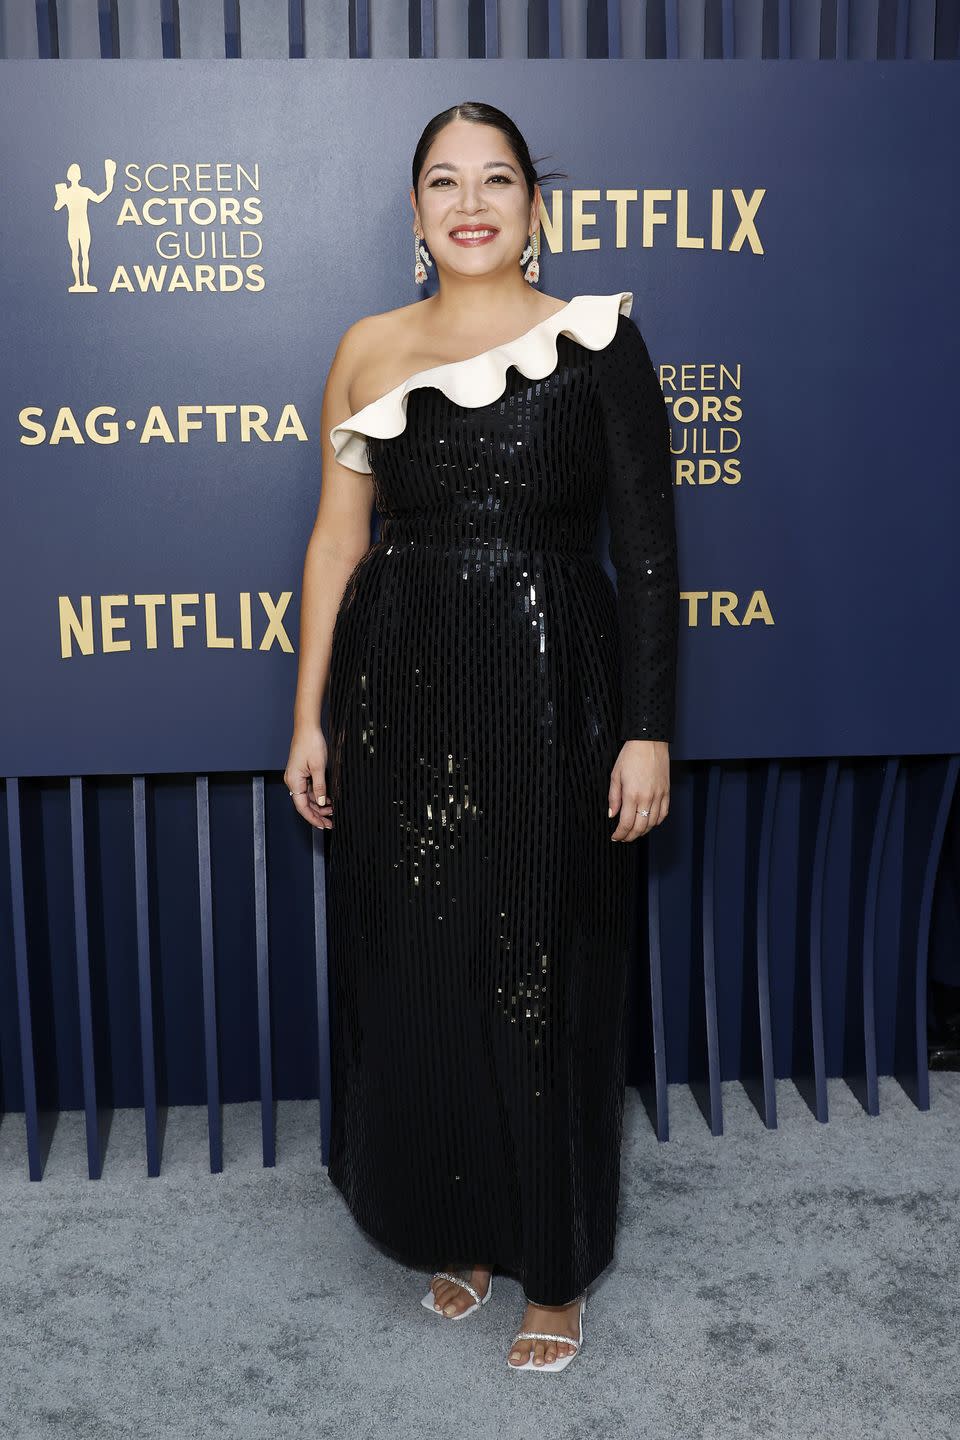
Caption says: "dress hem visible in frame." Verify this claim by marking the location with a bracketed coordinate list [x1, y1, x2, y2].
[326, 1157, 615, 1306]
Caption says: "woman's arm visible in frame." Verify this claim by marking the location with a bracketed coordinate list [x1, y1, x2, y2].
[598, 311, 680, 749]
[596, 312, 680, 840]
[285, 324, 375, 827]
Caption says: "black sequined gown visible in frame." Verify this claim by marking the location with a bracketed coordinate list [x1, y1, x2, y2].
[324, 291, 678, 1305]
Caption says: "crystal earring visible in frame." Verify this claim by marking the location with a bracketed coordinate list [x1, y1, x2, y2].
[414, 229, 433, 285]
[520, 228, 540, 285]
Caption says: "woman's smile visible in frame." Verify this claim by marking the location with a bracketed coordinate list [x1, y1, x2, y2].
[448, 225, 500, 246]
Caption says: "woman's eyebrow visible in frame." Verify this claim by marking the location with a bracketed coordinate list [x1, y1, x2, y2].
[422, 160, 519, 179]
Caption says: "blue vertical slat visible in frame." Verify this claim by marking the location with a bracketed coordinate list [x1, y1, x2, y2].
[196, 777, 223, 1171]
[224, 0, 241, 57]
[6, 779, 44, 1179]
[97, 0, 119, 57]
[836, 0, 849, 59]
[482, 0, 498, 56]
[755, 760, 779, 1128]
[351, 0, 370, 57]
[35, 0, 59, 57]
[414, 0, 435, 57]
[315, 825, 331, 1164]
[252, 776, 275, 1165]
[133, 776, 163, 1176]
[69, 776, 103, 1177]
[606, 0, 622, 58]
[779, 0, 791, 58]
[161, 0, 181, 57]
[913, 755, 960, 1111]
[665, 0, 679, 56]
[288, 0, 305, 57]
[861, 757, 900, 1116]
[809, 759, 839, 1122]
[647, 836, 670, 1141]
[701, 764, 723, 1134]
[547, 0, 561, 56]
[895, 0, 910, 58]
[527, 0, 551, 58]
[722, 0, 736, 58]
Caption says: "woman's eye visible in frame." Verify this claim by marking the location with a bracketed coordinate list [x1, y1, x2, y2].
[429, 175, 511, 186]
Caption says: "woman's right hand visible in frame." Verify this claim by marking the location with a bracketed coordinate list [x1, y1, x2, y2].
[284, 725, 334, 831]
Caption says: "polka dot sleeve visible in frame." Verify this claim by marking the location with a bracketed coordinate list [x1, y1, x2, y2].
[596, 312, 680, 746]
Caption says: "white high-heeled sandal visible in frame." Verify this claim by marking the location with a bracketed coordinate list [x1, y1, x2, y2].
[506, 1292, 587, 1372]
[420, 1269, 494, 1320]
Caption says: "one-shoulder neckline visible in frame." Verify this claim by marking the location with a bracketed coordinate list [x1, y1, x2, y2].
[351, 297, 577, 417]
[329, 290, 633, 474]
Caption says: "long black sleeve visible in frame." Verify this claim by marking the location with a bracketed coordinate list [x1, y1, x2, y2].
[596, 312, 680, 746]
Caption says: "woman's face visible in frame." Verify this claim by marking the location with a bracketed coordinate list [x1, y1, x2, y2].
[412, 119, 538, 278]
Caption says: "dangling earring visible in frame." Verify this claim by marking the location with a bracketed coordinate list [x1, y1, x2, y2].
[520, 228, 540, 285]
[414, 229, 433, 285]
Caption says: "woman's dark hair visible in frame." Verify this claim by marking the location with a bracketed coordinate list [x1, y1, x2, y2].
[411, 101, 567, 204]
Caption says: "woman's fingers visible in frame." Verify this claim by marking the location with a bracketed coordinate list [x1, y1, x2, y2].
[289, 778, 325, 829]
[284, 761, 334, 830]
[628, 792, 662, 840]
[610, 787, 668, 842]
[611, 790, 652, 841]
[607, 769, 622, 822]
[310, 766, 335, 828]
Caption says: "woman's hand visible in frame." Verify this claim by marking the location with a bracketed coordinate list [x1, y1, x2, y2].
[608, 739, 670, 842]
[284, 724, 335, 831]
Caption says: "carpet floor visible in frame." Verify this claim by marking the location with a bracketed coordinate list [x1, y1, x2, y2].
[1, 1074, 957, 1440]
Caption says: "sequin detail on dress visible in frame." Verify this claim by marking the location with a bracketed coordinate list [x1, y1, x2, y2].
[324, 291, 679, 1304]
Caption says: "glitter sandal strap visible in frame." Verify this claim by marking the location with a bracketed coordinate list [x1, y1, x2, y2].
[512, 1329, 580, 1349]
[432, 1271, 482, 1307]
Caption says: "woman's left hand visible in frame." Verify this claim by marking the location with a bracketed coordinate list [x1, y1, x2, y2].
[608, 740, 670, 842]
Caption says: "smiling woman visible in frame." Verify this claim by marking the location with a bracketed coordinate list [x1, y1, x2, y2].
[410, 117, 566, 290]
[286, 100, 679, 1379]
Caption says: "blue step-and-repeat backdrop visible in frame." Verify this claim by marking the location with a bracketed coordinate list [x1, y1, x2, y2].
[1, 60, 957, 774]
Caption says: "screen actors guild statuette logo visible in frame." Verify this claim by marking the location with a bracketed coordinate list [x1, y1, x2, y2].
[54, 160, 117, 292]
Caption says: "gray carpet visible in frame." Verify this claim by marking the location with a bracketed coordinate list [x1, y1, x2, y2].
[1, 1075, 958, 1440]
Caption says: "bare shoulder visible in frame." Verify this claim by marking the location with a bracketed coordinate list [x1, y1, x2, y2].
[324, 305, 404, 420]
[336, 300, 420, 356]
[330, 301, 425, 415]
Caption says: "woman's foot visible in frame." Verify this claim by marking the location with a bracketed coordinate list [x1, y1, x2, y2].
[507, 1295, 584, 1367]
[430, 1265, 493, 1317]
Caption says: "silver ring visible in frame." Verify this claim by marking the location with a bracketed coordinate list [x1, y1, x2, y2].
[640, 809, 650, 817]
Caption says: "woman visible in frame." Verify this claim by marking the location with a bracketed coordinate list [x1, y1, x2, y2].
[285, 101, 679, 1374]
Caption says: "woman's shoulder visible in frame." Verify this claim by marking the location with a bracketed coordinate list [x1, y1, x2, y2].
[343, 298, 423, 348]
[334, 298, 415, 359]
[335, 301, 432, 415]
[593, 307, 652, 375]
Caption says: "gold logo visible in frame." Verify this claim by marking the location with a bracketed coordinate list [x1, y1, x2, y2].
[54, 160, 117, 293]
[52, 160, 264, 294]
